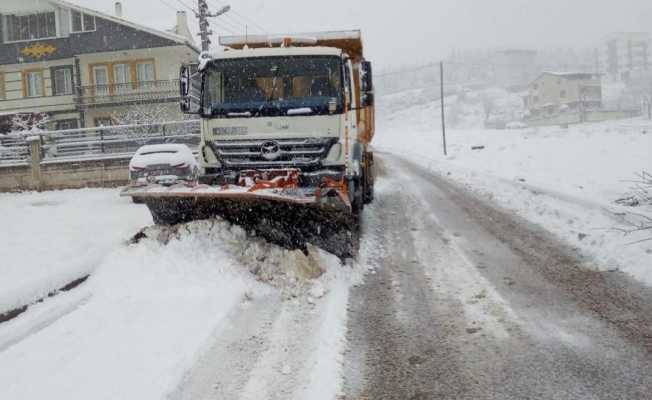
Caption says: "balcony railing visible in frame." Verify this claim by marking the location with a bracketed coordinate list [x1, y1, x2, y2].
[78, 79, 180, 107]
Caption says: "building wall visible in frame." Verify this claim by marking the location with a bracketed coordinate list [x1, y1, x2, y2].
[77, 45, 196, 86]
[0, 2, 198, 131]
[602, 33, 651, 81]
[528, 73, 602, 114]
[0, 157, 130, 192]
[0, 7, 183, 65]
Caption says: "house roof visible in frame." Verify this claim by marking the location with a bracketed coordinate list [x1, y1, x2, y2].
[52, 0, 199, 52]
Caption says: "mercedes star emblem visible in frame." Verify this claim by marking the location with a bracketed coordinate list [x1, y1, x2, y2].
[261, 141, 282, 161]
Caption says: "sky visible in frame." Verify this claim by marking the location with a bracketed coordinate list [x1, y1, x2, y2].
[65, 0, 652, 69]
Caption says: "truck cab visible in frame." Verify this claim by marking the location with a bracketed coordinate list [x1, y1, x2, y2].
[180, 31, 375, 211]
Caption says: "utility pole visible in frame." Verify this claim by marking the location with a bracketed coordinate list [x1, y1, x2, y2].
[197, 0, 231, 52]
[440, 61, 447, 156]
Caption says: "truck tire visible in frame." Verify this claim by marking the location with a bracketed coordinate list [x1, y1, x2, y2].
[363, 152, 375, 204]
[351, 178, 364, 230]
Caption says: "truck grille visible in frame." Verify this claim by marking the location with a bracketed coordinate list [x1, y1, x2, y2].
[209, 137, 337, 169]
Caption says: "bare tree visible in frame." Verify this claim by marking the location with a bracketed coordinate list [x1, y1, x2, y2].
[614, 171, 652, 243]
[481, 93, 496, 121]
[111, 104, 175, 145]
[10, 113, 50, 136]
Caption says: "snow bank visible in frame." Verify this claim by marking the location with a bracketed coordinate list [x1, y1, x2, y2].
[0, 189, 152, 314]
[0, 214, 360, 399]
[0, 223, 256, 399]
[375, 89, 652, 285]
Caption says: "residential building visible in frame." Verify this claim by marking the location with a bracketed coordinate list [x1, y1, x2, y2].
[0, 0, 199, 132]
[602, 32, 651, 82]
[526, 72, 603, 116]
[492, 49, 538, 90]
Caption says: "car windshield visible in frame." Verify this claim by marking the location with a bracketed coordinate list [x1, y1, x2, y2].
[203, 55, 344, 117]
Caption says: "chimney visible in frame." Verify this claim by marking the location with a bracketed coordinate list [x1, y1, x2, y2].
[176, 11, 193, 42]
[114, 2, 123, 18]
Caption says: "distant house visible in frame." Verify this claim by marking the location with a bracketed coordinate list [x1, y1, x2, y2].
[493, 49, 538, 90]
[602, 32, 651, 82]
[526, 72, 603, 117]
[0, 0, 199, 132]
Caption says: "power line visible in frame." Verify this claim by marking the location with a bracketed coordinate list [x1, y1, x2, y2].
[210, 20, 239, 36]
[208, 0, 268, 33]
[175, 0, 196, 14]
[158, 0, 180, 13]
[215, 14, 246, 33]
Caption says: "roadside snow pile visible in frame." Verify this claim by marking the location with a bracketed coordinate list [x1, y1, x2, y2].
[0, 189, 152, 315]
[0, 211, 359, 400]
[134, 219, 348, 299]
[375, 89, 652, 285]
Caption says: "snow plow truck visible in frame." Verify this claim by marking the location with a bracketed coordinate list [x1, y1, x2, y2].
[122, 31, 375, 258]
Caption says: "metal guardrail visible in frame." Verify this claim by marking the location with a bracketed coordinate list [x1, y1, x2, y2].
[0, 119, 201, 166]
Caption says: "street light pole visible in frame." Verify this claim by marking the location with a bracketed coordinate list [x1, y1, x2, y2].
[440, 61, 447, 156]
[197, 0, 231, 52]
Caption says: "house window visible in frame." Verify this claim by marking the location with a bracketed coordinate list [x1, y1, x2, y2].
[560, 90, 567, 99]
[52, 67, 74, 96]
[24, 70, 44, 98]
[56, 119, 79, 130]
[113, 64, 131, 86]
[6, 12, 57, 42]
[92, 65, 110, 96]
[94, 117, 114, 127]
[71, 10, 96, 33]
[136, 62, 155, 83]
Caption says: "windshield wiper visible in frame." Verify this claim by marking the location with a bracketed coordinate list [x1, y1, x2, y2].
[227, 111, 252, 118]
[287, 107, 314, 116]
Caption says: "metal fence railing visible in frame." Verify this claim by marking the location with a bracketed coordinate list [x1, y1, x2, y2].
[0, 119, 201, 166]
[0, 135, 29, 166]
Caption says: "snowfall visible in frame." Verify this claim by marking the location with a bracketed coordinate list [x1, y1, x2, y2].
[0, 86, 651, 399]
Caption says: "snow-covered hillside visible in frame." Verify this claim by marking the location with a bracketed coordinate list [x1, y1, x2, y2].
[375, 88, 652, 285]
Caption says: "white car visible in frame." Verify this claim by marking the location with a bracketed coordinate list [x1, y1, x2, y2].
[128, 144, 199, 188]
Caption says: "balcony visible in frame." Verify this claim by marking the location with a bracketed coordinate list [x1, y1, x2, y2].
[78, 80, 180, 108]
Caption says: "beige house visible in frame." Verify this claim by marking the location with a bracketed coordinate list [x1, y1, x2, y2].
[526, 72, 603, 117]
[0, 0, 199, 132]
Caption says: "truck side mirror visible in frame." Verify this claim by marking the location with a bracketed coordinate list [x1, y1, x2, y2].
[361, 61, 374, 107]
[180, 63, 201, 114]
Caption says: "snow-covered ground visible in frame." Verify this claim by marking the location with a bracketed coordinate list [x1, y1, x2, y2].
[375, 87, 652, 285]
[0, 189, 152, 314]
[0, 192, 363, 399]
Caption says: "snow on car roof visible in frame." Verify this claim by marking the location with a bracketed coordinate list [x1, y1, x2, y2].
[136, 144, 190, 155]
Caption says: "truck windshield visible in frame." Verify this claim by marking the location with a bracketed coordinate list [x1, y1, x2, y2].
[203, 56, 344, 117]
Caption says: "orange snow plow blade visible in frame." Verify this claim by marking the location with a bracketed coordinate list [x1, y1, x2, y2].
[121, 170, 359, 258]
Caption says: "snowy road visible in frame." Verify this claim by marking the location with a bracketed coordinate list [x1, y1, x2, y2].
[344, 154, 652, 399]
[2, 153, 652, 399]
